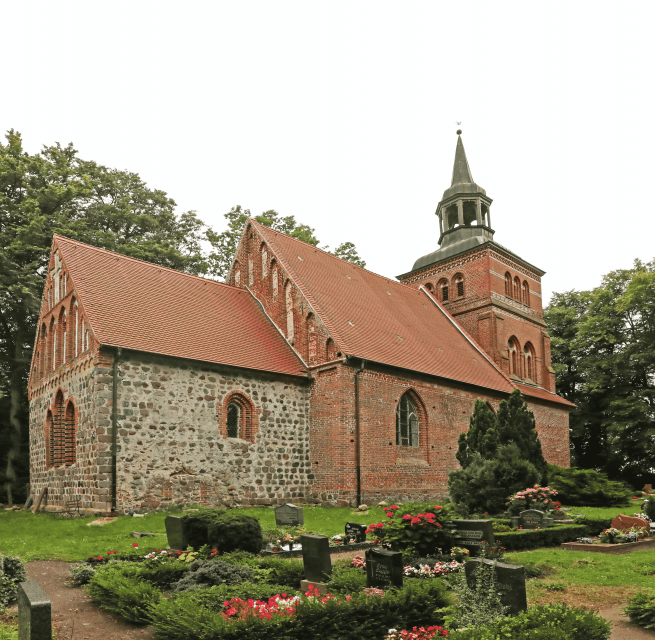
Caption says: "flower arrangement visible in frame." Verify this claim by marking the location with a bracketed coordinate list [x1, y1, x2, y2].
[363, 587, 385, 597]
[266, 533, 302, 553]
[480, 540, 506, 560]
[450, 546, 470, 558]
[506, 485, 559, 515]
[403, 561, 462, 578]
[351, 555, 366, 569]
[385, 625, 449, 639]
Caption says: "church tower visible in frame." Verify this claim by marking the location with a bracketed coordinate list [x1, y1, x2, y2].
[398, 131, 556, 392]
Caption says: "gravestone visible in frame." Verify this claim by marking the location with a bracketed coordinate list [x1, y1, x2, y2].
[165, 516, 188, 550]
[18, 582, 51, 640]
[365, 547, 403, 588]
[275, 503, 304, 526]
[451, 520, 495, 556]
[643, 484, 653, 494]
[511, 510, 552, 530]
[345, 522, 368, 543]
[465, 559, 527, 616]
[300, 534, 332, 584]
[23, 496, 33, 510]
[611, 514, 650, 535]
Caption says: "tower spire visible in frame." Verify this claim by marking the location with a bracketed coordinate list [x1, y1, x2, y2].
[451, 130, 474, 186]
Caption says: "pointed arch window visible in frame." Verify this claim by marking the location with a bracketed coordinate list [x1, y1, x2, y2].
[524, 342, 536, 382]
[396, 393, 419, 447]
[508, 337, 520, 377]
[65, 401, 77, 466]
[326, 338, 337, 360]
[523, 280, 530, 307]
[227, 403, 240, 438]
[222, 393, 257, 442]
[285, 281, 294, 341]
[262, 246, 268, 277]
[424, 282, 433, 293]
[271, 261, 278, 298]
[306, 313, 316, 362]
[513, 276, 521, 300]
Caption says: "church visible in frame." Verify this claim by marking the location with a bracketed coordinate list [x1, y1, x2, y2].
[27, 133, 573, 513]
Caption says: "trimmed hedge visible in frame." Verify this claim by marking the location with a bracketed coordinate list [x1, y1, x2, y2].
[182, 510, 263, 553]
[573, 516, 613, 537]
[450, 602, 610, 639]
[495, 524, 587, 550]
[149, 579, 452, 640]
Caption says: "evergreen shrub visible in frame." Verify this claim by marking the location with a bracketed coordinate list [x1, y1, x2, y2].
[182, 510, 263, 553]
[171, 559, 254, 592]
[449, 602, 610, 639]
[0, 555, 27, 609]
[221, 553, 305, 588]
[68, 563, 96, 586]
[624, 590, 655, 629]
[495, 524, 586, 551]
[548, 465, 632, 507]
[171, 582, 298, 612]
[326, 566, 367, 595]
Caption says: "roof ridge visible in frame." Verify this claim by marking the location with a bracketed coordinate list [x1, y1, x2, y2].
[53, 234, 240, 290]
[251, 220, 353, 355]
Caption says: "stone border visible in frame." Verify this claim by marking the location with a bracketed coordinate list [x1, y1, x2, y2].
[561, 538, 655, 554]
[261, 541, 374, 558]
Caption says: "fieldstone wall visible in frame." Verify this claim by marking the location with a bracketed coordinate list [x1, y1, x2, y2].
[114, 352, 311, 510]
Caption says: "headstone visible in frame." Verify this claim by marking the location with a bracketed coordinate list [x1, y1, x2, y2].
[610, 514, 650, 535]
[165, 515, 188, 550]
[451, 520, 495, 556]
[275, 503, 304, 526]
[643, 484, 653, 494]
[300, 534, 332, 583]
[23, 497, 33, 510]
[465, 559, 527, 616]
[345, 522, 368, 543]
[18, 582, 52, 640]
[512, 510, 552, 530]
[365, 547, 403, 588]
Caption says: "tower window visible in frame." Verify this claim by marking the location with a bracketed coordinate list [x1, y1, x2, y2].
[396, 393, 419, 447]
[438, 279, 449, 302]
[508, 337, 520, 377]
[523, 280, 530, 307]
[524, 342, 536, 382]
[505, 272, 512, 297]
[454, 274, 464, 297]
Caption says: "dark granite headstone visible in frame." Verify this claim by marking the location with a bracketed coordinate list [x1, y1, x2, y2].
[23, 497, 33, 510]
[451, 520, 495, 556]
[300, 534, 332, 583]
[345, 522, 368, 543]
[365, 547, 403, 588]
[514, 509, 552, 530]
[465, 559, 527, 615]
[18, 582, 51, 640]
[275, 503, 304, 526]
[165, 516, 188, 550]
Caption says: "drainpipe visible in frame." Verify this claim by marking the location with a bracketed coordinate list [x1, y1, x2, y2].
[111, 347, 122, 512]
[353, 358, 366, 506]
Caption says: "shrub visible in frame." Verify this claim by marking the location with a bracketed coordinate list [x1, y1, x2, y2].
[326, 567, 367, 595]
[221, 554, 306, 589]
[173, 582, 299, 612]
[547, 465, 632, 507]
[623, 590, 655, 629]
[171, 559, 254, 592]
[68, 563, 96, 586]
[572, 516, 612, 537]
[506, 485, 559, 515]
[208, 514, 263, 554]
[495, 524, 586, 551]
[0, 576, 17, 610]
[87, 567, 160, 624]
[449, 602, 610, 639]
[182, 510, 223, 549]
[0, 555, 26, 609]
[136, 559, 190, 588]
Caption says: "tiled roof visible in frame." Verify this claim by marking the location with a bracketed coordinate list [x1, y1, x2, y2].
[54, 235, 307, 377]
[515, 383, 576, 407]
[253, 221, 516, 394]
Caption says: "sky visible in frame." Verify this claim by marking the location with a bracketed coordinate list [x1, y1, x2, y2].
[2, 1, 654, 304]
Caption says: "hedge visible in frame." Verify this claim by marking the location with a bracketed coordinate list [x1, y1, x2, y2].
[573, 516, 613, 537]
[495, 524, 587, 551]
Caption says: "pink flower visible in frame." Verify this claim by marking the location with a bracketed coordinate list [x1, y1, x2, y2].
[402, 514, 413, 520]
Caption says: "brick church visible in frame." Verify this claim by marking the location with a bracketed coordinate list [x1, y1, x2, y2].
[27, 133, 573, 513]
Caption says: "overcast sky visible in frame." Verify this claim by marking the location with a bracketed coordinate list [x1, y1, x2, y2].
[3, 2, 654, 304]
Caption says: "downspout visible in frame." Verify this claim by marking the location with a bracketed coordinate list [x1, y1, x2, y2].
[354, 358, 366, 506]
[111, 347, 122, 512]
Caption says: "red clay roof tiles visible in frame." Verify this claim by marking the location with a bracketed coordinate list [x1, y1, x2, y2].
[54, 235, 307, 377]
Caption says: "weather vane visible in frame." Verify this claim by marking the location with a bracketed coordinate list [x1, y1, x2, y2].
[456, 122, 462, 135]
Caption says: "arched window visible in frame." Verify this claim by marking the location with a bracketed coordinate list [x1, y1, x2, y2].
[424, 282, 433, 293]
[505, 272, 512, 297]
[508, 337, 520, 377]
[262, 245, 268, 278]
[45, 409, 54, 468]
[51, 391, 65, 467]
[513, 276, 521, 300]
[65, 401, 77, 466]
[38, 324, 47, 379]
[438, 279, 449, 302]
[524, 342, 536, 382]
[49, 318, 56, 371]
[396, 393, 419, 447]
[454, 274, 464, 297]
[57, 308, 67, 367]
[223, 393, 256, 442]
[326, 338, 337, 360]
[73, 302, 79, 357]
[285, 281, 294, 341]
[271, 262, 278, 298]
[523, 280, 530, 307]
[248, 253, 254, 286]
[306, 313, 316, 362]
[234, 261, 241, 287]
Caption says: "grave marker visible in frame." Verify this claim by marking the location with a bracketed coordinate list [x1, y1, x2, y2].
[345, 522, 368, 543]
[451, 519, 494, 556]
[610, 514, 650, 535]
[643, 484, 653, 494]
[365, 547, 403, 588]
[300, 534, 332, 589]
[465, 559, 527, 615]
[275, 503, 304, 526]
[18, 582, 51, 640]
[165, 516, 188, 550]
[511, 510, 552, 530]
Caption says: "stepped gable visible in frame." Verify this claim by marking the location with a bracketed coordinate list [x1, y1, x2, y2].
[252, 221, 515, 394]
[53, 235, 307, 377]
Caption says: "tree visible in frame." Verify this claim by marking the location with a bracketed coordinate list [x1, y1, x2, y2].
[205, 205, 366, 280]
[545, 260, 655, 486]
[0, 130, 209, 504]
[449, 391, 547, 514]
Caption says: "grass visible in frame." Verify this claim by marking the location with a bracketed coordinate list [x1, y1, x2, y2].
[566, 499, 646, 521]
[0, 504, 389, 561]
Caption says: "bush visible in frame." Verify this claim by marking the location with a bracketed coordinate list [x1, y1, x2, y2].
[171, 559, 254, 592]
[449, 602, 611, 639]
[326, 567, 367, 595]
[0, 555, 26, 609]
[548, 465, 632, 507]
[149, 578, 452, 640]
[494, 524, 586, 551]
[172, 582, 298, 612]
[136, 559, 190, 588]
[0, 576, 17, 610]
[87, 566, 160, 624]
[572, 516, 612, 537]
[221, 554, 305, 589]
[208, 514, 262, 554]
[623, 590, 655, 629]
[68, 563, 96, 586]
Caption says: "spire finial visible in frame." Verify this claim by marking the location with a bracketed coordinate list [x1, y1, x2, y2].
[456, 129, 462, 135]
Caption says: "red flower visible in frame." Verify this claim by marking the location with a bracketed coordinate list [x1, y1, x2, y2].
[97, 557, 103, 561]
[389, 505, 400, 509]
[131, 543, 139, 547]
[402, 514, 413, 520]
[410, 517, 421, 525]
[386, 512, 394, 517]
[434, 505, 443, 510]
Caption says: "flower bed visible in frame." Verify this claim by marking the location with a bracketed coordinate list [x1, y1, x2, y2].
[260, 541, 374, 558]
